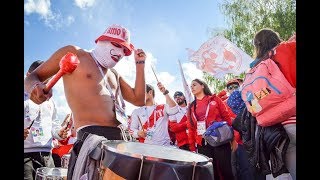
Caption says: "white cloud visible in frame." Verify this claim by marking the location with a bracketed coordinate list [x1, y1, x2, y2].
[52, 78, 70, 122]
[24, 0, 51, 17]
[74, 0, 96, 9]
[24, 0, 75, 30]
[24, 20, 30, 26]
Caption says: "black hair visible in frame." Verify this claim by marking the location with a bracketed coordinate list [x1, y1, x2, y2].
[28, 60, 44, 73]
[146, 84, 155, 97]
[253, 28, 282, 62]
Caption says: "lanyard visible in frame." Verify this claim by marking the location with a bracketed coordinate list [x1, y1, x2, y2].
[25, 99, 41, 128]
[192, 101, 210, 124]
[90, 52, 126, 110]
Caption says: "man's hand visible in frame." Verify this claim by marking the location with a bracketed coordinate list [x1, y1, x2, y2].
[24, 128, 30, 140]
[134, 49, 146, 62]
[29, 83, 53, 104]
[137, 129, 147, 138]
[157, 82, 166, 94]
[58, 127, 69, 139]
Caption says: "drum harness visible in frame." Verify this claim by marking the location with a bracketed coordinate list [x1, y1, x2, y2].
[93, 58, 134, 143]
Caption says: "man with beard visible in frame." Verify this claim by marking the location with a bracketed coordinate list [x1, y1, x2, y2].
[168, 91, 190, 150]
[24, 24, 147, 179]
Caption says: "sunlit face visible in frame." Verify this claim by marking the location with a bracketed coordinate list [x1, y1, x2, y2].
[110, 42, 130, 56]
[145, 89, 154, 102]
[174, 95, 186, 105]
[191, 81, 204, 95]
[109, 42, 126, 62]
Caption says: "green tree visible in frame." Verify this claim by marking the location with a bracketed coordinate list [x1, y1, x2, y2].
[203, 0, 296, 92]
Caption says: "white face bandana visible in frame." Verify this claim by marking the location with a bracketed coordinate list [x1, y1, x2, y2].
[91, 41, 125, 68]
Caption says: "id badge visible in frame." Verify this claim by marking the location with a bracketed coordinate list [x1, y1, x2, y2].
[115, 104, 129, 128]
[30, 127, 45, 143]
[197, 121, 206, 135]
[146, 128, 155, 140]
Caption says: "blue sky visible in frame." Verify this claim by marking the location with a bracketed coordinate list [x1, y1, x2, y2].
[24, 0, 228, 120]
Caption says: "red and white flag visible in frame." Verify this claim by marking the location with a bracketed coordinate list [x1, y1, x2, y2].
[187, 36, 253, 79]
[178, 59, 194, 105]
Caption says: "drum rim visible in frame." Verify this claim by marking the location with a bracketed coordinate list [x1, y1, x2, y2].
[101, 140, 211, 165]
[35, 167, 68, 178]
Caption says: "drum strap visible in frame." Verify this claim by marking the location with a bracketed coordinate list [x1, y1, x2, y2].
[24, 157, 45, 171]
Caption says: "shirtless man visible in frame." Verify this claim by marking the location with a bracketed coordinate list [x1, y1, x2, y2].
[24, 24, 146, 179]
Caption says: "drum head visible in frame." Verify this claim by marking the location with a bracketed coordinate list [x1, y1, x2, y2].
[102, 140, 209, 165]
[35, 167, 67, 180]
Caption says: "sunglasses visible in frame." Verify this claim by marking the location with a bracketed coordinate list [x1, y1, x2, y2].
[227, 84, 239, 91]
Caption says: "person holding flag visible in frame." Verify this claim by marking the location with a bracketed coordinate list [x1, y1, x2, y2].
[168, 91, 190, 150]
[129, 83, 178, 146]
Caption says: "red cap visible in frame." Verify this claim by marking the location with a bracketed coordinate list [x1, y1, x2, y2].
[95, 24, 134, 56]
[226, 79, 240, 87]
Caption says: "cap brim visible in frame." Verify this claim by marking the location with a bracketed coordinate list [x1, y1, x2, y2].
[95, 36, 134, 56]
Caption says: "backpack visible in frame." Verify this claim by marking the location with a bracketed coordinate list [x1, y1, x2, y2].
[241, 54, 296, 127]
[272, 39, 296, 88]
[203, 121, 234, 147]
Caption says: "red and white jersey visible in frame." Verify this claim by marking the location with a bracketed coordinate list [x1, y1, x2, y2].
[169, 106, 188, 123]
[129, 104, 178, 146]
[168, 106, 189, 147]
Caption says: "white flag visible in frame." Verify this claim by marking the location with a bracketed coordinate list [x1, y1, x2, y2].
[178, 59, 194, 105]
[187, 36, 253, 79]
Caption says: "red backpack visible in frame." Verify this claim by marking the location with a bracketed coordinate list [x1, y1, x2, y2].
[272, 39, 296, 88]
[241, 42, 296, 127]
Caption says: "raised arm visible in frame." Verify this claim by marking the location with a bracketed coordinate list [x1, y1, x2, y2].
[119, 49, 146, 106]
[157, 82, 176, 107]
[24, 45, 79, 104]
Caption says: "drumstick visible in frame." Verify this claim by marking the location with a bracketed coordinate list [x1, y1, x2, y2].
[137, 115, 144, 129]
[27, 110, 41, 129]
[151, 66, 159, 82]
[27, 119, 35, 129]
[43, 52, 80, 93]
[63, 113, 72, 130]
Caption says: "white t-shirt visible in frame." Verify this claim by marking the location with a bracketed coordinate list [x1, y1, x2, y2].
[130, 104, 178, 146]
[24, 92, 62, 153]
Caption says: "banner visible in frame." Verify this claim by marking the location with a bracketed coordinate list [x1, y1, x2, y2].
[187, 36, 253, 79]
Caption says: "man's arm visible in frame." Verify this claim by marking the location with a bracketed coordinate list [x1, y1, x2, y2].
[24, 45, 79, 104]
[129, 110, 146, 139]
[119, 49, 146, 106]
[157, 82, 176, 107]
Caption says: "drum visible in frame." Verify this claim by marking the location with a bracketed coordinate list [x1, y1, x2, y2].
[35, 167, 68, 180]
[61, 154, 70, 168]
[100, 140, 214, 180]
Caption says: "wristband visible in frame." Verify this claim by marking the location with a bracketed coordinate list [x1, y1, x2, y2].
[136, 61, 145, 64]
[163, 89, 169, 95]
